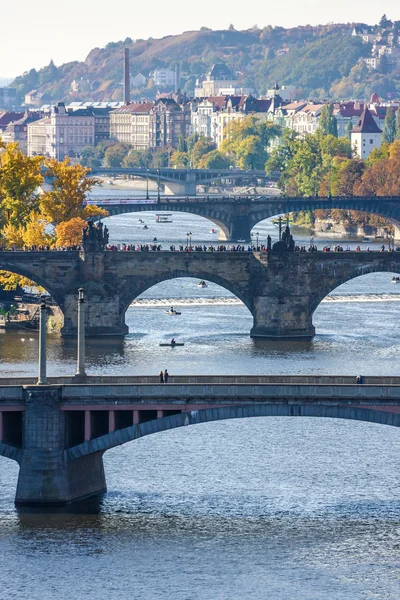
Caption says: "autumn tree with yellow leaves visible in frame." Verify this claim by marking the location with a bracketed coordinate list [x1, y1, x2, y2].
[0, 151, 107, 291]
[0, 141, 43, 227]
[40, 158, 108, 224]
[55, 217, 87, 247]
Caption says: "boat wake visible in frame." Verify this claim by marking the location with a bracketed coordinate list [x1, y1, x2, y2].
[130, 294, 400, 308]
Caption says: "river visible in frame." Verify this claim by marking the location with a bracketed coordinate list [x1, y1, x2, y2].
[0, 191, 399, 599]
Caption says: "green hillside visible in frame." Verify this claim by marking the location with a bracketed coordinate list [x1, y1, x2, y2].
[10, 22, 400, 103]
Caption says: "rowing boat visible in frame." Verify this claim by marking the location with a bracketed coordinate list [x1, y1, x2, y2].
[166, 310, 181, 315]
[159, 342, 185, 347]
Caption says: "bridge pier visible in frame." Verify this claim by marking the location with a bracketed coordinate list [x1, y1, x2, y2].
[15, 388, 106, 505]
[61, 292, 128, 337]
[164, 179, 197, 196]
[219, 216, 252, 242]
[251, 295, 315, 338]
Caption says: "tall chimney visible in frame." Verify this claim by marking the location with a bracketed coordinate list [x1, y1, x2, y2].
[174, 63, 180, 94]
[124, 47, 130, 104]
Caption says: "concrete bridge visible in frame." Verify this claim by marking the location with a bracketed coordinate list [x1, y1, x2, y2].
[0, 375, 399, 505]
[1, 249, 400, 338]
[89, 167, 269, 195]
[92, 195, 400, 241]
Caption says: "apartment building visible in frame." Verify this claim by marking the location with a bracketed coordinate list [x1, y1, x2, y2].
[27, 102, 95, 159]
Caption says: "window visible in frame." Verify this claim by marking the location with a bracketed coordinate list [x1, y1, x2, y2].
[370, 139, 374, 144]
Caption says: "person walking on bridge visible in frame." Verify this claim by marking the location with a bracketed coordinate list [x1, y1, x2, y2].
[164, 369, 169, 383]
[159, 370, 164, 383]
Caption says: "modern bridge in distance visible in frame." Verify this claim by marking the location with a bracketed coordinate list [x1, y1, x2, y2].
[88, 167, 273, 196]
[1, 375, 399, 506]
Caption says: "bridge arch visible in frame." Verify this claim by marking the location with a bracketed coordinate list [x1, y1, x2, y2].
[249, 199, 400, 238]
[101, 205, 234, 240]
[0, 262, 64, 308]
[309, 268, 400, 316]
[120, 274, 253, 318]
[66, 404, 400, 461]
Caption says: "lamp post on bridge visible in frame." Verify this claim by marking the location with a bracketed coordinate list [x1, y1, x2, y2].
[75, 288, 86, 381]
[157, 168, 161, 202]
[146, 162, 149, 200]
[186, 231, 192, 249]
[37, 295, 47, 385]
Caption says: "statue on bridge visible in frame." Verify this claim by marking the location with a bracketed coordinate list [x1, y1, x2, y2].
[82, 219, 109, 252]
[272, 225, 295, 253]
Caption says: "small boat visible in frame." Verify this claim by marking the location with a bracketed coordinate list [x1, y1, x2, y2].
[138, 219, 144, 223]
[143, 225, 148, 230]
[237, 239, 246, 243]
[107, 180, 114, 185]
[362, 237, 371, 242]
[159, 342, 185, 347]
[166, 310, 181, 315]
[391, 276, 400, 283]
[198, 280, 208, 288]
[210, 228, 218, 234]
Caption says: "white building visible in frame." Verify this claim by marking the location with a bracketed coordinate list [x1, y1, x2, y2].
[190, 97, 227, 143]
[291, 104, 325, 135]
[151, 68, 175, 87]
[351, 107, 382, 159]
[27, 102, 95, 159]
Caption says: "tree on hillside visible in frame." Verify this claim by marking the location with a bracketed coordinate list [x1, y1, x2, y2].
[0, 142, 43, 228]
[383, 107, 396, 144]
[317, 104, 338, 137]
[40, 158, 107, 224]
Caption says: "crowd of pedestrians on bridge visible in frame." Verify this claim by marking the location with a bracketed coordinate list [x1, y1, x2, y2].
[2, 242, 400, 253]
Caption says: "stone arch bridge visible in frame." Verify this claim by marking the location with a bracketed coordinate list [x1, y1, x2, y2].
[95, 195, 400, 241]
[0, 378, 399, 505]
[1, 248, 400, 338]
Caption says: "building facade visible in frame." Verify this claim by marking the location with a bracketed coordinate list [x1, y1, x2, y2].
[27, 102, 95, 159]
[110, 102, 152, 149]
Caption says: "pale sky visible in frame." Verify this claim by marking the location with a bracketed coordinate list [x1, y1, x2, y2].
[1, 1, 399, 78]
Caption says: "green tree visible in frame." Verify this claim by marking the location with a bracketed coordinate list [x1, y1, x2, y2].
[317, 104, 338, 137]
[197, 150, 231, 169]
[220, 117, 280, 169]
[177, 134, 187, 153]
[396, 108, 400, 140]
[190, 139, 216, 167]
[104, 143, 130, 168]
[383, 107, 397, 144]
[346, 121, 353, 141]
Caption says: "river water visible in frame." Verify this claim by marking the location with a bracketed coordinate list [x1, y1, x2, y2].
[0, 191, 399, 599]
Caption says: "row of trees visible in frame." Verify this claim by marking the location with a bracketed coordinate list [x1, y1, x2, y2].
[266, 130, 400, 198]
[81, 118, 283, 172]
[0, 141, 107, 289]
